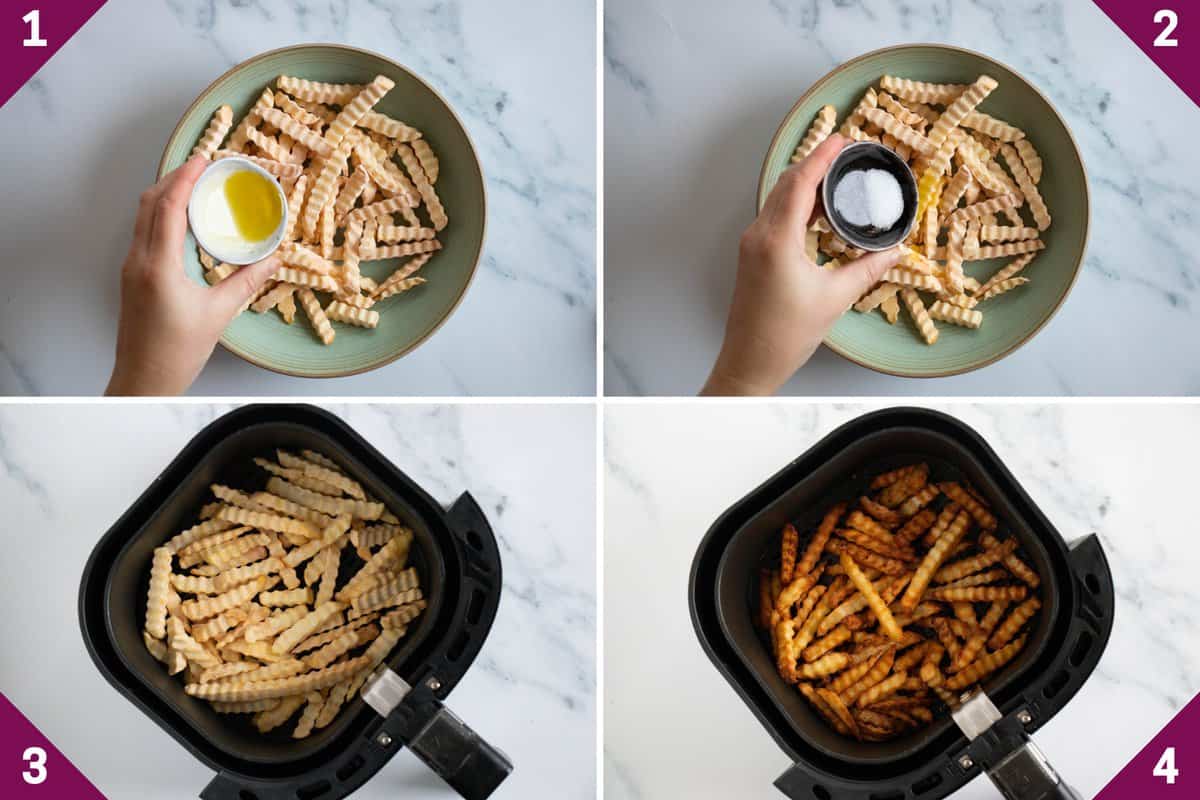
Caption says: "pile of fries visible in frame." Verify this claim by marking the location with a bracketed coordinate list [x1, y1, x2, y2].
[142, 449, 426, 739]
[190, 74, 448, 344]
[759, 463, 1042, 741]
[792, 75, 1052, 344]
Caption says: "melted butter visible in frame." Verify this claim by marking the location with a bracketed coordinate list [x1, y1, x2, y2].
[223, 170, 282, 242]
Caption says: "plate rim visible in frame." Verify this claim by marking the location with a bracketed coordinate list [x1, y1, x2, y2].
[158, 42, 487, 380]
[757, 42, 1090, 379]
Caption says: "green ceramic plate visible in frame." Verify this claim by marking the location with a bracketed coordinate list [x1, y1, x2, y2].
[160, 44, 485, 378]
[759, 44, 1088, 378]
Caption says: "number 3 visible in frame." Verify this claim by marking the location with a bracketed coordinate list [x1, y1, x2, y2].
[22, 746, 48, 785]
[22, 9, 48, 47]
[1154, 10, 1179, 47]
[1153, 746, 1179, 785]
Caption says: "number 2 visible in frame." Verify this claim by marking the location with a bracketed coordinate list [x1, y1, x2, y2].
[22, 9, 48, 47]
[1154, 10, 1179, 47]
[1153, 746, 1179, 785]
[22, 746, 47, 785]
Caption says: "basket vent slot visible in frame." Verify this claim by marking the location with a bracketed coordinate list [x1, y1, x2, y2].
[912, 772, 943, 795]
[811, 786, 831, 800]
[239, 792, 258, 800]
[296, 780, 331, 799]
[1085, 573, 1101, 595]
[336, 754, 365, 782]
[447, 630, 470, 662]
[1042, 669, 1071, 700]
[466, 588, 486, 624]
[465, 528, 484, 552]
[1069, 631, 1094, 667]
[870, 792, 904, 800]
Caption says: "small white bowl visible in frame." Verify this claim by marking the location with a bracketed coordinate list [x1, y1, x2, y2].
[187, 156, 288, 265]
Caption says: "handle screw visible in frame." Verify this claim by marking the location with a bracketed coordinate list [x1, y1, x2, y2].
[376, 732, 393, 747]
[959, 755, 974, 770]
[1017, 710, 1033, 725]
[427, 677, 442, 691]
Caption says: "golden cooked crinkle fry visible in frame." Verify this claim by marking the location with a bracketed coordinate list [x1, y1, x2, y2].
[840, 555, 904, 642]
[939, 482, 998, 530]
[861, 107, 935, 155]
[804, 626, 853, 663]
[989, 597, 1042, 650]
[780, 523, 800, 584]
[927, 585, 1028, 602]
[199, 662, 259, 684]
[960, 111, 1024, 142]
[854, 670, 908, 709]
[853, 283, 901, 316]
[897, 484, 940, 516]
[215, 506, 320, 538]
[325, 300, 380, 329]
[979, 533, 1040, 587]
[795, 652, 849, 680]
[212, 150, 301, 179]
[183, 576, 271, 621]
[944, 635, 1027, 691]
[277, 76, 364, 105]
[898, 288, 939, 346]
[928, 300, 983, 330]
[895, 508, 937, 547]
[228, 88, 274, 151]
[237, 659, 308, 684]
[826, 539, 908, 576]
[935, 539, 1018, 584]
[900, 510, 970, 611]
[939, 166, 974, 215]
[296, 288, 336, 346]
[145, 548, 174, 639]
[260, 587, 313, 607]
[880, 76, 966, 105]
[273, 601, 348, 654]
[212, 557, 283, 593]
[171, 573, 215, 594]
[999, 143, 1051, 230]
[358, 110, 422, 141]
[381, 600, 426, 631]
[259, 106, 333, 157]
[791, 105, 838, 162]
[193, 610, 246, 643]
[192, 105, 234, 160]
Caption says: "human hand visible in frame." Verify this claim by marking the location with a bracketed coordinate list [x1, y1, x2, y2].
[701, 135, 902, 396]
[105, 156, 281, 396]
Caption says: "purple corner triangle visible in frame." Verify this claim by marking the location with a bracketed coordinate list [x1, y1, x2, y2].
[0, 1, 109, 109]
[1091, 1, 1200, 109]
[1095, 689, 1200, 797]
[1, 692, 106, 798]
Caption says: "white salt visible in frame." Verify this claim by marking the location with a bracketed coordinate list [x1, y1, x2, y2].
[832, 168, 904, 230]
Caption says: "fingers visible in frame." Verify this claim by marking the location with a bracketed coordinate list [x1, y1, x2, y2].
[827, 247, 903, 309]
[761, 135, 849, 236]
[147, 156, 209, 263]
[210, 254, 282, 320]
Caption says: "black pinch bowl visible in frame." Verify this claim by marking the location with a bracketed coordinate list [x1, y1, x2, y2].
[821, 141, 918, 252]
[689, 408, 1114, 800]
[79, 404, 509, 800]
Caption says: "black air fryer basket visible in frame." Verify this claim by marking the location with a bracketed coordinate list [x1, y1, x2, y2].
[80, 404, 512, 800]
[689, 407, 1114, 800]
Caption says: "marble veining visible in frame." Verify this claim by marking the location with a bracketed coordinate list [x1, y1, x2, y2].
[604, 402, 1200, 799]
[0, 0, 595, 396]
[604, 0, 1200, 395]
[0, 403, 596, 798]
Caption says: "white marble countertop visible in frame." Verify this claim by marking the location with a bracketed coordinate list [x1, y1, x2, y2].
[604, 0, 1200, 396]
[604, 401, 1200, 798]
[0, 0, 595, 396]
[0, 402, 596, 798]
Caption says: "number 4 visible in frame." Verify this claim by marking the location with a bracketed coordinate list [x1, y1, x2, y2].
[1154, 10, 1179, 48]
[22, 9, 48, 47]
[1153, 746, 1180, 785]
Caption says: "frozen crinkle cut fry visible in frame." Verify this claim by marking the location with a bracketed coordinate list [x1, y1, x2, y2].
[792, 105, 838, 162]
[277, 76, 364, 104]
[880, 76, 967, 105]
[144, 449, 425, 738]
[191, 105, 233, 160]
[928, 301, 983, 329]
[900, 288, 938, 345]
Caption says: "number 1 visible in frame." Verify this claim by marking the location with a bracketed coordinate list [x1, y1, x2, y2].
[22, 746, 47, 785]
[1153, 746, 1179, 785]
[1154, 10, 1179, 47]
[22, 9, 48, 47]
